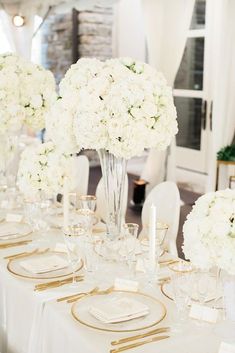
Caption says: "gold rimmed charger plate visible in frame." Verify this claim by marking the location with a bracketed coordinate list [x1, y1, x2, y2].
[0, 222, 32, 242]
[160, 279, 220, 304]
[7, 250, 83, 280]
[71, 290, 166, 333]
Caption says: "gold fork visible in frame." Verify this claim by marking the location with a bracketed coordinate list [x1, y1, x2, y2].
[57, 286, 99, 302]
[67, 286, 114, 303]
[67, 285, 114, 303]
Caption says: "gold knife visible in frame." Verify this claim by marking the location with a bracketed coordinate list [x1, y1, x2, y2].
[0, 240, 32, 249]
[34, 275, 84, 291]
[110, 335, 169, 353]
[111, 327, 170, 345]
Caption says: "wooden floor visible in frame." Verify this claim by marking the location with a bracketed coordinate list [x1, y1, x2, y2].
[88, 166, 201, 259]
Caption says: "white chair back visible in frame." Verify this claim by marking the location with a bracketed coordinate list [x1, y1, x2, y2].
[96, 174, 128, 223]
[72, 155, 89, 196]
[140, 181, 180, 256]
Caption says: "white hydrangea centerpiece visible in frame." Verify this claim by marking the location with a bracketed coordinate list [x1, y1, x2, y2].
[0, 53, 56, 134]
[46, 57, 178, 158]
[183, 189, 235, 274]
[17, 141, 77, 198]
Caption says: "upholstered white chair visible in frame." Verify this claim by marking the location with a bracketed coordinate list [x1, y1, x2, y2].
[140, 181, 180, 256]
[72, 155, 89, 196]
[95, 174, 129, 223]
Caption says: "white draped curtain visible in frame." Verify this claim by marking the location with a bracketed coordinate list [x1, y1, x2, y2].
[140, 0, 195, 191]
[0, 2, 36, 59]
[207, 0, 235, 190]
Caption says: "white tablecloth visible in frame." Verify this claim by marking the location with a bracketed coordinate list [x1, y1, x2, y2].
[0, 229, 224, 353]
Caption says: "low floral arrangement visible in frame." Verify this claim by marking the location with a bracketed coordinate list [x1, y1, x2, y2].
[46, 57, 178, 158]
[183, 188, 235, 274]
[0, 53, 56, 134]
[17, 141, 77, 198]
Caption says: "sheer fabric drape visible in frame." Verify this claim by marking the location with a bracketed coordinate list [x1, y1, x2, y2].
[140, 0, 195, 192]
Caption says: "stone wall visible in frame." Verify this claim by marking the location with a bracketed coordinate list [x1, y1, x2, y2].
[41, 5, 113, 84]
[41, 5, 113, 166]
[41, 12, 73, 84]
[78, 7, 113, 60]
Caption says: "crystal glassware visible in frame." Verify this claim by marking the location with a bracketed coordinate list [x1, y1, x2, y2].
[98, 149, 127, 240]
[78, 195, 97, 212]
[171, 272, 191, 332]
[63, 225, 86, 287]
[122, 223, 139, 276]
[75, 208, 98, 272]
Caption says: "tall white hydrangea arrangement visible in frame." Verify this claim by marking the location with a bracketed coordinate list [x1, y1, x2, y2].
[0, 53, 56, 134]
[17, 141, 77, 198]
[183, 189, 235, 275]
[46, 57, 178, 158]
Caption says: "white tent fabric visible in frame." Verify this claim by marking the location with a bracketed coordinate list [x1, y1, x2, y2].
[140, 0, 195, 192]
[0, 3, 35, 59]
[0, 0, 118, 59]
[206, 0, 235, 190]
[112, 0, 146, 61]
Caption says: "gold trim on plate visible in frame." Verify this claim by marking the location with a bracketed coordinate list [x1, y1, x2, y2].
[0, 222, 32, 242]
[71, 290, 167, 333]
[7, 250, 84, 280]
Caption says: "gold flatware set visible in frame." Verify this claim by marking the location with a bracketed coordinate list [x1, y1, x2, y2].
[109, 327, 170, 352]
[110, 334, 169, 352]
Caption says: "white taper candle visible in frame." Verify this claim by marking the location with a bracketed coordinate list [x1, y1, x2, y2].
[63, 177, 69, 229]
[148, 203, 156, 272]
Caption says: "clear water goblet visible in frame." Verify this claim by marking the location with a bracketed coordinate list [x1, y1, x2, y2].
[171, 272, 191, 332]
[63, 225, 85, 287]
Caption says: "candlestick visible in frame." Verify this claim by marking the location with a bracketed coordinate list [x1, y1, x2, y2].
[63, 177, 69, 229]
[148, 203, 156, 272]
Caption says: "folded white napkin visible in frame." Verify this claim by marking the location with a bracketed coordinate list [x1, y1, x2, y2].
[0, 223, 19, 237]
[89, 297, 149, 323]
[20, 255, 68, 274]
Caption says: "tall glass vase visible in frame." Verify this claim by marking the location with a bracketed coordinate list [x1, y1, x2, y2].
[98, 149, 127, 240]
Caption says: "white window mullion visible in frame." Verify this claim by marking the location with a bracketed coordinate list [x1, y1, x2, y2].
[173, 89, 204, 99]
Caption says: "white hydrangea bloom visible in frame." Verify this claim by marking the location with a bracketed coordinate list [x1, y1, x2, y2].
[46, 57, 178, 158]
[17, 141, 77, 197]
[183, 188, 235, 274]
[0, 53, 56, 134]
